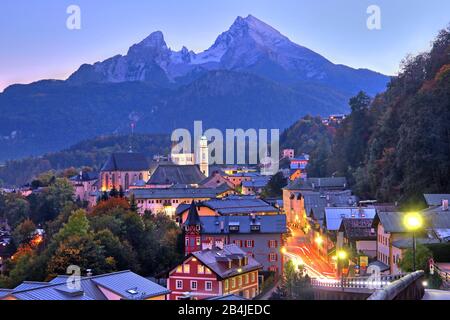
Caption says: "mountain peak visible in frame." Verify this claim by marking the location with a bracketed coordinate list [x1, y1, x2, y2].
[138, 31, 167, 48]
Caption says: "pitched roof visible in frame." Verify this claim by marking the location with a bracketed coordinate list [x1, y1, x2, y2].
[285, 177, 347, 191]
[373, 212, 408, 233]
[424, 194, 450, 207]
[147, 164, 206, 185]
[101, 153, 149, 172]
[70, 171, 99, 182]
[130, 187, 226, 200]
[191, 245, 262, 279]
[1, 270, 169, 300]
[200, 214, 287, 234]
[185, 201, 201, 226]
[325, 207, 376, 231]
[301, 190, 357, 223]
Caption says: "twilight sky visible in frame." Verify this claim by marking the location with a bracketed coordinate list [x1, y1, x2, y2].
[0, 0, 449, 91]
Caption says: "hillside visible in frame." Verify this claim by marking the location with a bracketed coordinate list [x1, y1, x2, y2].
[0, 15, 389, 161]
[0, 134, 170, 187]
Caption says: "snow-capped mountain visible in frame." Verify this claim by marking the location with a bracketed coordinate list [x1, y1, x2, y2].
[68, 15, 388, 95]
[0, 15, 390, 160]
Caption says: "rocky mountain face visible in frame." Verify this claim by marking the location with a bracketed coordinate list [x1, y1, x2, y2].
[0, 15, 390, 161]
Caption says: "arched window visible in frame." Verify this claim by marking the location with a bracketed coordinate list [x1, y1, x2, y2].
[105, 174, 109, 190]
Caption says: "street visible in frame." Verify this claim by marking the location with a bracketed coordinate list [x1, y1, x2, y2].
[284, 227, 336, 279]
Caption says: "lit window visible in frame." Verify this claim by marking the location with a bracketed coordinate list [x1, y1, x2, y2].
[184, 264, 190, 273]
[176, 265, 183, 273]
[251, 272, 255, 282]
[238, 276, 242, 286]
[176, 280, 183, 289]
[205, 268, 212, 275]
[224, 280, 229, 291]
[245, 274, 249, 284]
[198, 265, 205, 274]
[231, 278, 236, 288]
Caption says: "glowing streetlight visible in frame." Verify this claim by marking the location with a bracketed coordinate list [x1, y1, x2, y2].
[403, 212, 423, 271]
[281, 247, 287, 255]
[337, 250, 347, 260]
[315, 235, 324, 246]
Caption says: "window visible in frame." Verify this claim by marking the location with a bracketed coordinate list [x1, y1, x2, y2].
[191, 281, 198, 290]
[231, 278, 236, 288]
[233, 240, 242, 247]
[269, 253, 278, 262]
[205, 267, 212, 275]
[198, 265, 205, 274]
[205, 281, 212, 291]
[176, 280, 183, 289]
[176, 265, 183, 273]
[224, 280, 229, 291]
[238, 276, 242, 286]
[269, 240, 277, 248]
[245, 274, 249, 284]
[185, 237, 189, 247]
[184, 264, 190, 273]
[251, 272, 256, 282]
[246, 240, 254, 248]
[196, 237, 201, 246]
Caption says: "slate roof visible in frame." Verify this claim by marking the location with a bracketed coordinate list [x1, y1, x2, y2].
[191, 245, 262, 280]
[69, 171, 99, 182]
[424, 194, 450, 207]
[200, 214, 287, 234]
[185, 201, 201, 226]
[201, 198, 279, 215]
[242, 176, 271, 188]
[0, 270, 169, 300]
[301, 190, 357, 224]
[285, 177, 347, 191]
[372, 212, 409, 233]
[147, 164, 206, 185]
[325, 207, 376, 231]
[101, 153, 149, 172]
[339, 218, 376, 241]
[130, 187, 226, 200]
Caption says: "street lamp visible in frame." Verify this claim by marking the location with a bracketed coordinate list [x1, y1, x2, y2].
[403, 212, 423, 271]
[336, 250, 348, 290]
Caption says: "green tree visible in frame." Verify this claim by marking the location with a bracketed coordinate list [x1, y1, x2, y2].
[262, 172, 287, 198]
[2, 194, 30, 228]
[398, 243, 433, 272]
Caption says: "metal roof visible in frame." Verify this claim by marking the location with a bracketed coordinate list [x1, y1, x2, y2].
[130, 187, 225, 200]
[285, 177, 347, 191]
[424, 194, 450, 206]
[191, 245, 262, 279]
[325, 207, 376, 231]
[200, 214, 287, 234]
[1, 270, 169, 300]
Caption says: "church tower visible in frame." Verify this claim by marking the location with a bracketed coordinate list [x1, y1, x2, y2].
[183, 201, 202, 255]
[199, 136, 209, 177]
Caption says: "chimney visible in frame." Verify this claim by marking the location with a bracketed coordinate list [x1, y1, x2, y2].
[443, 199, 449, 211]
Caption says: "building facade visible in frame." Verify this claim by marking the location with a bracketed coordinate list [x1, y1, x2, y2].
[167, 244, 261, 300]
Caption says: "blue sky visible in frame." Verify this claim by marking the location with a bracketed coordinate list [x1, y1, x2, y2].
[1, 0, 449, 91]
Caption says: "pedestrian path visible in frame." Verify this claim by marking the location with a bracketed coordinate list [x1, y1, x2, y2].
[422, 289, 450, 300]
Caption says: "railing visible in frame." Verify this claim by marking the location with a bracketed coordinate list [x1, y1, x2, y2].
[311, 274, 406, 290]
[367, 271, 425, 300]
[435, 265, 450, 283]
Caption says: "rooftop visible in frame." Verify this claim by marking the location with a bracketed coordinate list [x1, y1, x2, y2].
[101, 153, 149, 172]
[147, 164, 206, 185]
[0, 270, 170, 300]
[199, 214, 287, 234]
[191, 244, 262, 279]
[285, 177, 347, 191]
